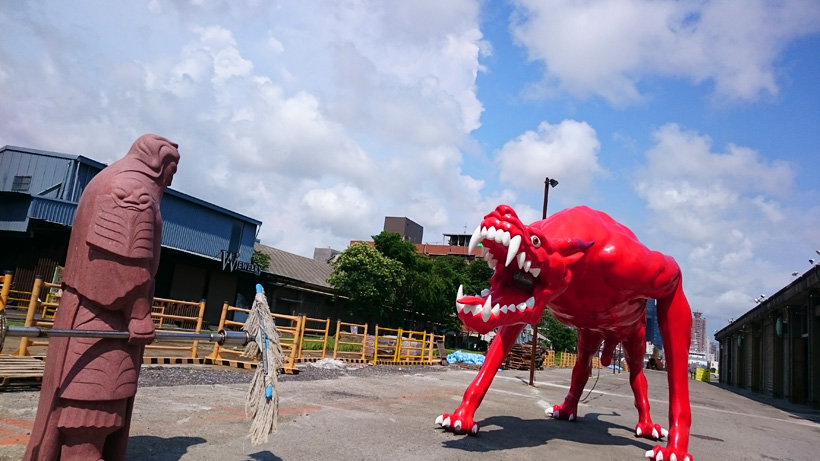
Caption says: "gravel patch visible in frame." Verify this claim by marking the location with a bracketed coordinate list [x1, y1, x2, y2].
[138, 362, 449, 387]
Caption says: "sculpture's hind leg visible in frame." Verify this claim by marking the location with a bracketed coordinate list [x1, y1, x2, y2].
[622, 323, 666, 441]
[646, 279, 693, 461]
[547, 329, 603, 421]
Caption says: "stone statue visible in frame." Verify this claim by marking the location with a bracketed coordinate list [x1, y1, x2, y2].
[25, 134, 179, 461]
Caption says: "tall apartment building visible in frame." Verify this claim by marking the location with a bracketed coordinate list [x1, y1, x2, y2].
[645, 299, 664, 349]
[691, 311, 707, 354]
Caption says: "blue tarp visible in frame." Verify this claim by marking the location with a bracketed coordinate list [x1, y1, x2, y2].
[447, 350, 485, 365]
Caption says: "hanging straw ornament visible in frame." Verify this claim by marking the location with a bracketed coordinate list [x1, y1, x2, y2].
[242, 284, 284, 445]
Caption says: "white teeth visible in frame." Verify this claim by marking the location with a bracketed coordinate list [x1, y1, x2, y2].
[480, 288, 490, 297]
[525, 297, 535, 308]
[517, 302, 527, 312]
[505, 235, 521, 267]
[482, 295, 492, 321]
[486, 226, 497, 241]
[491, 303, 500, 317]
[530, 268, 541, 278]
[517, 252, 526, 269]
[500, 305, 508, 314]
[468, 225, 483, 253]
[524, 260, 531, 272]
[501, 231, 510, 246]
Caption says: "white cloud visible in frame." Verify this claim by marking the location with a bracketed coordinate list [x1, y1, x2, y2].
[495, 120, 605, 196]
[0, 1, 490, 256]
[510, 0, 820, 104]
[634, 123, 809, 328]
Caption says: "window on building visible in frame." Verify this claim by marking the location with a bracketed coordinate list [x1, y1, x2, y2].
[12, 175, 32, 193]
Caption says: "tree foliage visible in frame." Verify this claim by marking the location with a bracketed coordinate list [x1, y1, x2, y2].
[540, 310, 578, 352]
[327, 242, 404, 325]
[328, 232, 493, 330]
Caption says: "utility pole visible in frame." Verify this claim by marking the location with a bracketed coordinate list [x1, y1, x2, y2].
[530, 177, 558, 386]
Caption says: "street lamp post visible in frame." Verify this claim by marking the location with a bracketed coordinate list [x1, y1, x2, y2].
[530, 177, 558, 386]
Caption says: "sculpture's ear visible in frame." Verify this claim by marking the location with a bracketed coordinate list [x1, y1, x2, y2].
[551, 238, 594, 265]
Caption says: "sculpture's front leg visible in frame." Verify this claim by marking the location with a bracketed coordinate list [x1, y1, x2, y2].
[436, 324, 525, 434]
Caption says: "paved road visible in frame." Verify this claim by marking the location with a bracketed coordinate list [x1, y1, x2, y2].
[2, 365, 819, 460]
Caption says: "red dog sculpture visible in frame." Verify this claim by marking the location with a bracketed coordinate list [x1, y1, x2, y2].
[436, 205, 693, 461]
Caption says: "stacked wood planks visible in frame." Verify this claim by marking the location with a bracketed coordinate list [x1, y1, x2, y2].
[0, 354, 45, 387]
[504, 343, 546, 370]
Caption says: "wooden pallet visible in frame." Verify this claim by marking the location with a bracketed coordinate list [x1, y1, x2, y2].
[0, 354, 46, 387]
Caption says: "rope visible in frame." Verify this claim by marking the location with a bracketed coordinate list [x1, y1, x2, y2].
[242, 285, 284, 445]
[580, 354, 601, 403]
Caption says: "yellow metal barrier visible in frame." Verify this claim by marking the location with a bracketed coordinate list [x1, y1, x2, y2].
[15, 276, 50, 356]
[371, 326, 401, 363]
[39, 282, 61, 320]
[297, 316, 330, 360]
[558, 352, 577, 368]
[544, 350, 556, 367]
[207, 302, 301, 374]
[332, 321, 368, 361]
[425, 334, 445, 365]
[145, 298, 207, 358]
[395, 328, 427, 363]
[0, 271, 12, 313]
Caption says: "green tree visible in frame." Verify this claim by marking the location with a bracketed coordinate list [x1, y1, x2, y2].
[464, 258, 492, 297]
[540, 310, 578, 352]
[251, 249, 271, 270]
[328, 242, 405, 324]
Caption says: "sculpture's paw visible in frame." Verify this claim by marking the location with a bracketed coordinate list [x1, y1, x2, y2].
[545, 404, 577, 422]
[635, 422, 668, 440]
[645, 445, 693, 461]
[435, 413, 479, 435]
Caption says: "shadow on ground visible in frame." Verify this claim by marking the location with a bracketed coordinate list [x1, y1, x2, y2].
[440, 412, 655, 454]
[127, 435, 285, 461]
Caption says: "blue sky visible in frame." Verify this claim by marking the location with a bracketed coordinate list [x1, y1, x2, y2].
[2, 1, 819, 339]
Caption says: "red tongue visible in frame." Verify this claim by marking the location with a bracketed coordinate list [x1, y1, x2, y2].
[458, 295, 485, 305]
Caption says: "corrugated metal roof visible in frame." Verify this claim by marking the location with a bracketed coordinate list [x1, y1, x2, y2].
[254, 243, 333, 289]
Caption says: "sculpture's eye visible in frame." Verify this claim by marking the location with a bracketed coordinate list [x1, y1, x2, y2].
[530, 235, 541, 248]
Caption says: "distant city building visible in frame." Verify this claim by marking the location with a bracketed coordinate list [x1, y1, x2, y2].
[645, 299, 663, 349]
[383, 216, 423, 244]
[691, 311, 707, 354]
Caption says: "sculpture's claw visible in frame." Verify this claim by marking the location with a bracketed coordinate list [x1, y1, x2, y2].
[436, 413, 479, 435]
[635, 422, 666, 441]
[645, 446, 692, 461]
[546, 404, 576, 421]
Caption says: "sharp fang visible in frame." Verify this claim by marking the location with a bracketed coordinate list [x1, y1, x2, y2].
[491, 303, 500, 317]
[457, 284, 464, 300]
[524, 260, 531, 272]
[470, 304, 480, 316]
[482, 296, 492, 321]
[525, 297, 535, 308]
[480, 288, 490, 297]
[456, 302, 464, 313]
[517, 252, 526, 269]
[505, 235, 521, 267]
[468, 225, 483, 253]
[530, 268, 541, 278]
[501, 231, 510, 246]
[517, 302, 527, 312]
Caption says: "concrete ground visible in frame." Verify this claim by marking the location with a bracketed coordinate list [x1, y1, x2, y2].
[2, 365, 819, 461]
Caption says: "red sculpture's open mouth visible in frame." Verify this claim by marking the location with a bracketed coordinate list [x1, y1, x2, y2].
[455, 221, 545, 334]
